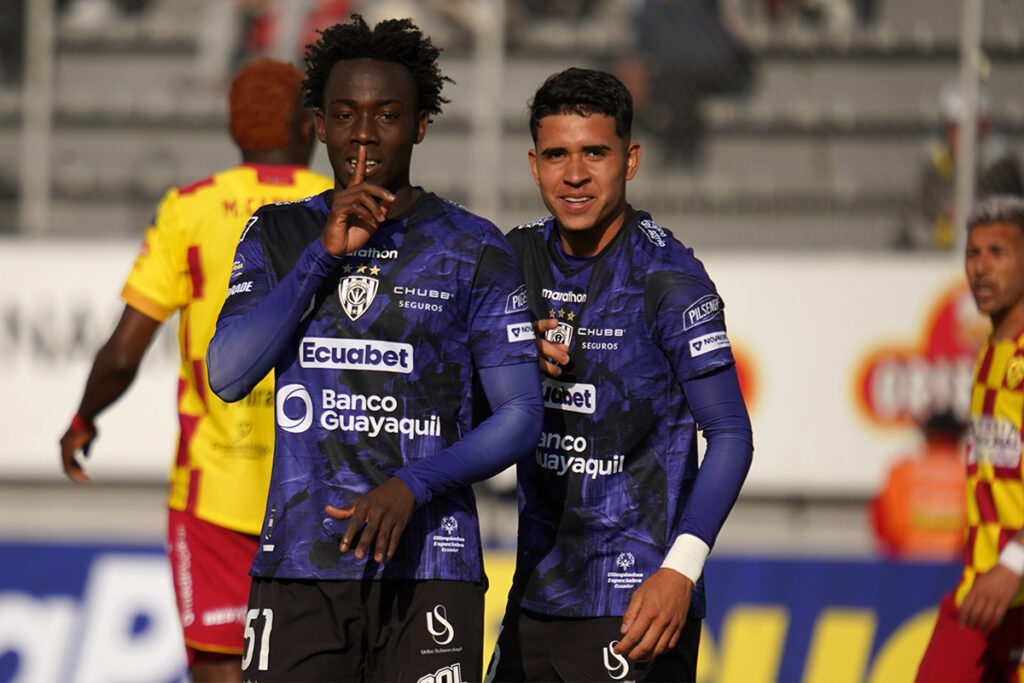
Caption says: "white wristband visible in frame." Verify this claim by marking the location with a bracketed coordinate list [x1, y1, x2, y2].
[661, 534, 710, 584]
[997, 541, 1024, 577]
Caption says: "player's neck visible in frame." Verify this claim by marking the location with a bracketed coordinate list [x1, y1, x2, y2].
[558, 212, 627, 258]
[990, 299, 1024, 340]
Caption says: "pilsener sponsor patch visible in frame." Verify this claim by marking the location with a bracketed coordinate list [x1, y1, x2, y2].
[683, 294, 723, 330]
[689, 331, 731, 357]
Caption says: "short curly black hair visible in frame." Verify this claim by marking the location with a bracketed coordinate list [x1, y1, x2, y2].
[529, 67, 633, 143]
[303, 14, 451, 119]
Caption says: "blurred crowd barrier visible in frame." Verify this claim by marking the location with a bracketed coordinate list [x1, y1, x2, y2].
[0, 0, 1020, 250]
[0, 540, 959, 683]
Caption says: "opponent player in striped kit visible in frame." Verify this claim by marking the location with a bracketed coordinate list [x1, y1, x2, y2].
[207, 16, 542, 683]
[59, 59, 331, 681]
[487, 68, 753, 682]
[917, 194, 1024, 683]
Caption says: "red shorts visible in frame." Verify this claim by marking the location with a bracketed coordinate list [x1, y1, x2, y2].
[916, 591, 1024, 683]
[167, 508, 258, 666]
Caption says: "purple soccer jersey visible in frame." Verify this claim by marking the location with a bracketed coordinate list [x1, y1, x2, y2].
[218, 190, 537, 581]
[507, 209, 736, 618]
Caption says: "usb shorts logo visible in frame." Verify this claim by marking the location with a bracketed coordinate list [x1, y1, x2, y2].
[603, 642, 630, 680]
[426, 605, 454, 645]
[276, 384, 312, 433]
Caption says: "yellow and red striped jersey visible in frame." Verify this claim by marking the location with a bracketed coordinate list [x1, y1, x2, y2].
[122, 163, 332, 534]
[957, 329, 1024, 607]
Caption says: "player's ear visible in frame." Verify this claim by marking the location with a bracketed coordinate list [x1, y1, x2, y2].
[314, 110, 327, 144]
[625, 141, 641, 181]
[528, 149, 541, 187]
[414, 110, 428, 144]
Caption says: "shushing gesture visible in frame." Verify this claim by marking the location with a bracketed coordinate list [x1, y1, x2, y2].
[321, 145, 395, 256]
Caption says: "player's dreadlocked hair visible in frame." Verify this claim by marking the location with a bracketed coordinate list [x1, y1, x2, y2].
[229, 58, 304, 151]
[529, 67, 633, 143]
[303, 14, 451, 119]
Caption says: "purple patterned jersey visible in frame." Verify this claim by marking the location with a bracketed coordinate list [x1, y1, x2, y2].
[220, 190, 536, 581]
[507, 209, 735, 618]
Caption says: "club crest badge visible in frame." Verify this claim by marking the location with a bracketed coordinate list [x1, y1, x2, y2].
[338, 274, 378, 321]
[1007, 356, 1024, 389]
[546, 321, 574, 347]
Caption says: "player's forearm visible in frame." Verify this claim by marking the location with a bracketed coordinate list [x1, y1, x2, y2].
[76, 305, 161, 422]
[76, 345, 142, 422]
[665, 365, 752, 581]
[208, 239, 341, 402]
[394, 362, 543, 504]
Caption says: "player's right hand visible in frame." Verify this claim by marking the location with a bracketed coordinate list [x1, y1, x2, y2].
[535, 319, 570, 378]
[321, 145, 395, 256]
[60, 420, 96, 483]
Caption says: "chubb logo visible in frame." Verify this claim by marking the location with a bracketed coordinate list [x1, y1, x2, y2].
[300, 338, 413, 373]
[339, 274, 379, 320]
[542, 378, 596, 414]
[276, 384, 312, 434]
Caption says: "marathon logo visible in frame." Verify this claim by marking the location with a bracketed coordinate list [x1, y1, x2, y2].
[689, 331, 730, 357]
[226, 280, 252, 297]
[299, 337, 413, 373]
[542, 287, 587, 304]
[506, 285, 529, 314]
[507, 322, 534, 343]
[542, 378, 596, 414]
[683, 295, 723, 330]
[353, 246, 399, 260]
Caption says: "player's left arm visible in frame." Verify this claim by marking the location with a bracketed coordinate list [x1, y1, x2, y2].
[959, 527, 1024, 631]
[326, 234, 543, 564]
[616, 364, 752, 660]
[326, 361, 543, 562]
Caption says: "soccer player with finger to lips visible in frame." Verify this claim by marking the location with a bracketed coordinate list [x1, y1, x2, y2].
[207, 16, 543, 683]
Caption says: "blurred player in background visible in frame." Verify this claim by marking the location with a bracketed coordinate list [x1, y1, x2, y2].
[916, 194, 1024, 683]
[59, 59, 331, 682]
[206, 16, 542, 682]
[487, 67, 753, 682]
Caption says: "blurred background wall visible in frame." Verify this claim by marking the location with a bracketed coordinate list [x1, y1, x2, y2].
[0, 0, 1021, 681]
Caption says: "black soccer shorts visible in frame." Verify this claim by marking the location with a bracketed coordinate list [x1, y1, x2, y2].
[486, 600, 700, 683]
[242, 576, 484, 682]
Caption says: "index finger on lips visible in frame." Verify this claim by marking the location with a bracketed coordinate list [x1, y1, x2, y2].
[351, 144, 367, 186]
